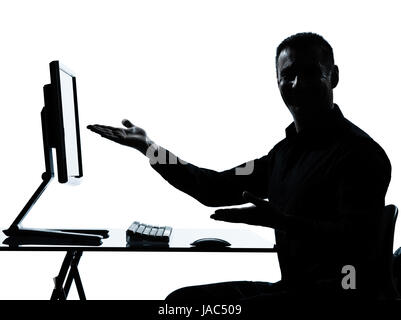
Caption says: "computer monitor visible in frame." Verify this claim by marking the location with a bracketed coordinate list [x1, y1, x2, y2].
[2, 61, 108, 245]
[46, 61, 83, 183]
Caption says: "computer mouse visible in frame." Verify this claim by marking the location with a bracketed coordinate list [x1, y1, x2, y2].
[190, 238, 231, 248]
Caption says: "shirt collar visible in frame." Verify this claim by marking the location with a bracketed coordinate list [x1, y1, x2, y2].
[285, 103, 345, 140]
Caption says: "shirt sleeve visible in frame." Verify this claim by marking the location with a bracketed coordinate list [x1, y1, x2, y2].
[280, 140, 391, 238]
[149, 146, 273, 207]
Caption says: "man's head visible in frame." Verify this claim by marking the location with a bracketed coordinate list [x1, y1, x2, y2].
[276, 32, 339, 124]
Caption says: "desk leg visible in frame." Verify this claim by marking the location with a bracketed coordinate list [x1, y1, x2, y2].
[51, 250, 86, 300]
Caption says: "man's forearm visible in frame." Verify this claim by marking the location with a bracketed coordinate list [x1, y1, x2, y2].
[144, 142, 187, 166]
[147, 146, 254, 207]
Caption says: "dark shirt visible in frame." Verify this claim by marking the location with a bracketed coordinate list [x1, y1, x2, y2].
[150, 104, 391, 296]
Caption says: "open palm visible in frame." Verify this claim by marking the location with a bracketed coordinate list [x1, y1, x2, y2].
[87, 119, 153, 154]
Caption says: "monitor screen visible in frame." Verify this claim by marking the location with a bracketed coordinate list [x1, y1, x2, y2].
[49, 61, 83, 183]
[59, 67, 80, 178]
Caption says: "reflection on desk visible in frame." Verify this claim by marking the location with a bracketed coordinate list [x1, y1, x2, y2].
[0, 228, 276, 252]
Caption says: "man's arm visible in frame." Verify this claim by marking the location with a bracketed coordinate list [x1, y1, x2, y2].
[149, 145, 272, 207]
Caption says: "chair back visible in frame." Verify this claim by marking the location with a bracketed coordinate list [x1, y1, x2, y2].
[394, 246, 401, 298]
[376, 204, 399, 299]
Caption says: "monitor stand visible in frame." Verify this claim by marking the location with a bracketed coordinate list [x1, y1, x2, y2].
[3, 106, 109, 246]
[3, 172, 108, 246]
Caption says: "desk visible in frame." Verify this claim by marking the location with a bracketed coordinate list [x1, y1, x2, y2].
[0, 228, 276, 300]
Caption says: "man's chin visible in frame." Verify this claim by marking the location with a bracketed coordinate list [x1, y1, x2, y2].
[290, 104, 311, 115]
[290, 101, 322, 114]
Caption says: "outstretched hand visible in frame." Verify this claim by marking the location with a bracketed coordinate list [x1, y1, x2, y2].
[210, 191, 284, 229]
[87, 119, 154, 155]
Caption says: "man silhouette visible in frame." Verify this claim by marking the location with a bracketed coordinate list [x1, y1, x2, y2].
[88, 32, 391, 300]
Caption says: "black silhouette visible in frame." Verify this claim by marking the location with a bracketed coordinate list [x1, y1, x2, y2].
[88, 33, 393, 300]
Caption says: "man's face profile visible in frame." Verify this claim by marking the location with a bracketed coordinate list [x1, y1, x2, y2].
[276, 45, 338, 121]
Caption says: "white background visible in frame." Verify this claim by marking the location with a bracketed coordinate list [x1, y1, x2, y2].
[0, 0, 400, 299]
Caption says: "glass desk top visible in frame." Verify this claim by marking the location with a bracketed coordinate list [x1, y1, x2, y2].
[0, 228, 276, 252]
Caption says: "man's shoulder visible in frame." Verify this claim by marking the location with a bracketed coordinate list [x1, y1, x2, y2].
[342, 117, 372, 141]
[338, 118, 391, 169]
[266, 137, 289, 159]
[341, 118, 385, 153]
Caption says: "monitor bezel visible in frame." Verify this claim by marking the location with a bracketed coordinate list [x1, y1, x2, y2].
[49, 60, 83, 183]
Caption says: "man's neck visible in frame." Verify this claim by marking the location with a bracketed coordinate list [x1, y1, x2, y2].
[293, 103, 335, 133]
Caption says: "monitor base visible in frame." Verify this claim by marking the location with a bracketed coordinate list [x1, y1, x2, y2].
[3, 226, 104, 246]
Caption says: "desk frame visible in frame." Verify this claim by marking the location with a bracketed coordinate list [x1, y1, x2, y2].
[51, 250, 86, 300]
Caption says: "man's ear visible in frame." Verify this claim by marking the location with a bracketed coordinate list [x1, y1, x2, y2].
[331, 65, 339, 89]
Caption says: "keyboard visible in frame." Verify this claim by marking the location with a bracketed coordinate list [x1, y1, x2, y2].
[126, 221, 172, 245]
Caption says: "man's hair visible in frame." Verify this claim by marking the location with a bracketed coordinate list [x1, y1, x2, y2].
[275, 32, 335, 70]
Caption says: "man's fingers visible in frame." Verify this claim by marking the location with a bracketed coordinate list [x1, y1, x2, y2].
[211, 207, 255, 223]
[87, 124, 128, 145]
[211, 206, 268, 227]
[98, 130, 116, 138]
[99, 134, 120, 143]
[98, 125, 116, 130]
[122, 119, 134, 128]
[88, 125, 126, 137]
[89, 127, 112, 134]
[87, 125, 114, 135]
[242, 191, 269, 208]
[88, 124, 116, 130]
[211, 209, 244, 223]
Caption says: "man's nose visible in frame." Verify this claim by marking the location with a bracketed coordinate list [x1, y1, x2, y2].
[291, 75, 299, 89]
[291, 75, 309, 90]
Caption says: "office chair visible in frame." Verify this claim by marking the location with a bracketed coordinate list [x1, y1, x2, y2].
[394, 246, 401, 297]
[375, 204, 399, 300]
